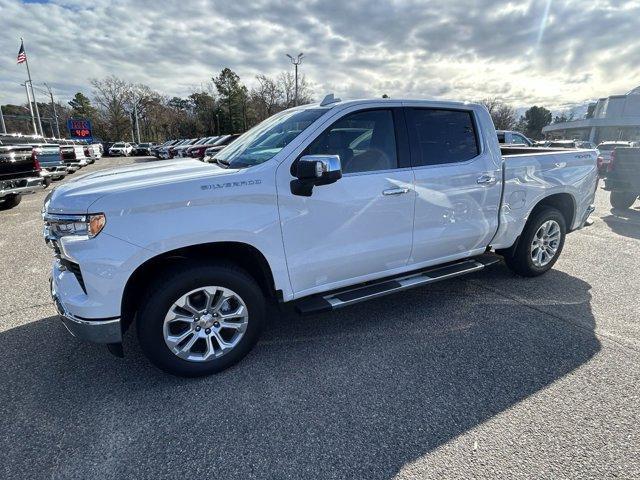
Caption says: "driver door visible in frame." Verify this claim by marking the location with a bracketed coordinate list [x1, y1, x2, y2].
[276, 107, 415, 297]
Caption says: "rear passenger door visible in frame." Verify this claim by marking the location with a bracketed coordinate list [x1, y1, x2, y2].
[405, 107, 502, 266]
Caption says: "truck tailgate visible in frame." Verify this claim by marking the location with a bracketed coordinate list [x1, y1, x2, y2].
[0, 146, 39, 181]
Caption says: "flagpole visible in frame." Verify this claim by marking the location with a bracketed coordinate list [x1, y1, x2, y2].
[21, 37, 44, 137]
[21, 82, 38, 135]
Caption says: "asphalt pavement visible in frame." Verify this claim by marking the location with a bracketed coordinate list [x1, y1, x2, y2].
[0, 156, 639, 479]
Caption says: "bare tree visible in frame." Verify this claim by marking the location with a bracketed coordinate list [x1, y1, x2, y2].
[479, 97, 517, 130]
[492, 104, 517, 130]
[91, 76, 134, 140]
[277, 71, 312, 108]
[479, 97, 500, 114]
[251, 74, 283, 121]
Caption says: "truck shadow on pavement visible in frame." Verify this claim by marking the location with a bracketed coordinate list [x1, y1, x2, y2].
[602, 207, 640, 241]
[0, 264, 599, 479]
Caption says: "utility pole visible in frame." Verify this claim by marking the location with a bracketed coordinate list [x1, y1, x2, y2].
[43, 83, 61, 138]
[286, 52, 304, 106]
[20, 39, 44, 136]
[21, 82, 38, 135]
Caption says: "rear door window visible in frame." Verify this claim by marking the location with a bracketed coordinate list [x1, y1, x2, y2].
[405, 108, 480, 166]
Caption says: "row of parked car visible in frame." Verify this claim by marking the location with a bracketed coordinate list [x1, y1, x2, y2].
[0, 134, 104, 210]
[150, 135, 242, 161]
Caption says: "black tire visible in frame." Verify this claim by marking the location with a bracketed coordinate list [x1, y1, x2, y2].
[136, 262, 265, 377]
[503, 206, 566, 277]
[43, 177, 52, 188]
[610, 191, 637, 210]
[0, 194, 22, 210]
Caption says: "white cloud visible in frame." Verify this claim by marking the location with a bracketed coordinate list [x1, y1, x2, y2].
[1, 0, 639, 111]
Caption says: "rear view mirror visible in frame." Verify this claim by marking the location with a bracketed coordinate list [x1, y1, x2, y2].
[291, 155, 342, 196]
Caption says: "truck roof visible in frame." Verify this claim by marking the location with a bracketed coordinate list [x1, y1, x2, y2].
[305, 97, 482, 112]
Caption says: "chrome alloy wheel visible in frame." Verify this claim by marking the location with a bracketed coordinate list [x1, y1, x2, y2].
[530, 220, 561, 267]
[163, 286, 249, 362]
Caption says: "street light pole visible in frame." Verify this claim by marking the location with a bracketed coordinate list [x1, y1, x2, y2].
[43, 83, 61, 138]
[286, 52, 304, 106]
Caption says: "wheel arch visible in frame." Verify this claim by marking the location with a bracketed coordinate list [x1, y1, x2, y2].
[120, 242, 279, 332]
[530, 192, 576, 231]
[497, 192, 576, 256]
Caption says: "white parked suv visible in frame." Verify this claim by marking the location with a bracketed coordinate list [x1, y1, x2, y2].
[108, 142, 134, 156]
[43, 95, 598, 376]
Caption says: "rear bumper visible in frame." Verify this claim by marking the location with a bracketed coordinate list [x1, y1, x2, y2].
[0, 176, 44, 198]
[51, 279, 122, 344]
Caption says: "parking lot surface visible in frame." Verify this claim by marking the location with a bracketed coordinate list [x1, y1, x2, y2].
[1, 156, 639, 479]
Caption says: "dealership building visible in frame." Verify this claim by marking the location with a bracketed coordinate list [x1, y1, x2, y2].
[542, 86, 640, 143]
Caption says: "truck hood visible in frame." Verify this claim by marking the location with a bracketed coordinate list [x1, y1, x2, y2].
[45, 159, 237, 214]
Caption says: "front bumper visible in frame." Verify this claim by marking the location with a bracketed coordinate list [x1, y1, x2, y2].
[0, 176, 44, 198]
[51, 278, 122, 344]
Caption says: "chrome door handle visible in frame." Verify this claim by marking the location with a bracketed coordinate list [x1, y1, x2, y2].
[476, 174, 497, 185]
[382, 187, 410, 196]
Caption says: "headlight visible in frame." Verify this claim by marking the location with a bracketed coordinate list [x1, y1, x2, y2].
[44, 213, 106, 239]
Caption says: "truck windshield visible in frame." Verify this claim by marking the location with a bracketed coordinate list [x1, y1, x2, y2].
[214, 108, 327, 168]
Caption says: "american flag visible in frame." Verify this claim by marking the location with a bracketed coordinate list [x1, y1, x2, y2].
[17, 41, 26, 64]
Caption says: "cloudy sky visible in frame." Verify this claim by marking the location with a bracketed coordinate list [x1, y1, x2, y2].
[1, 0, 639, 112]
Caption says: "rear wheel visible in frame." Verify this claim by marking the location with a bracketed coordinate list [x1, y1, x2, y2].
[136, 262, 265, 377]
[503, 206, 566, 277]
[610, 191, 638, 209]
[0, 194, 22, 210]
[43, 177, 52, 188]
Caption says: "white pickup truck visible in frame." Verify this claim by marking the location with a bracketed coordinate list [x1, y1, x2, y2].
[43, 96, 597, 376]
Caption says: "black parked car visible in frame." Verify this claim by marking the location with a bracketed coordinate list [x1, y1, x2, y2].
[132, 142, 157, 156]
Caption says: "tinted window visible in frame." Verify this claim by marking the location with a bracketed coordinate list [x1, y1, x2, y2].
[497, 132, 506, 143]
[307, 109, 397, 174]
[512, 134, 529, 145]
[406, 108, 479, 166]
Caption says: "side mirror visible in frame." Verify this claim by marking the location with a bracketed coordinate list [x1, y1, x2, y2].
[291, 155, 342, 197]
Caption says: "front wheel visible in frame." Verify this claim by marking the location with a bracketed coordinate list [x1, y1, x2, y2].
[136, 262, 265, 377]
[610, 191, 638, 210]
[503, 206, 566, 277]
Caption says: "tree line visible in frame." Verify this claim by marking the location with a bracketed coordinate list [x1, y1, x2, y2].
[1, 67, 312, 142]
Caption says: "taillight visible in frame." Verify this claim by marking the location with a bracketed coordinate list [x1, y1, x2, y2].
[607, 150, 616, 172]
[31, 150, 42, 171]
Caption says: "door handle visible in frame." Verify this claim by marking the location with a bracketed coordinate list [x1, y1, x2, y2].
[382, 187, 410, 196]
[476, 174, 497, 185]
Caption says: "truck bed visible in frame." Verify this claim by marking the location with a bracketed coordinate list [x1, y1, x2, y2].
[490, 147, 598, 249]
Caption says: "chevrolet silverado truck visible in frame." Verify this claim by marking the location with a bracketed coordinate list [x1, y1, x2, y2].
[1, 144, 44, 210]
[603, 147, 640, 209]
[42, 97, 598, 377]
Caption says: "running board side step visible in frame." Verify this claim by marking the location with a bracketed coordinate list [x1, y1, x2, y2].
[294, 253, 502, 315]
